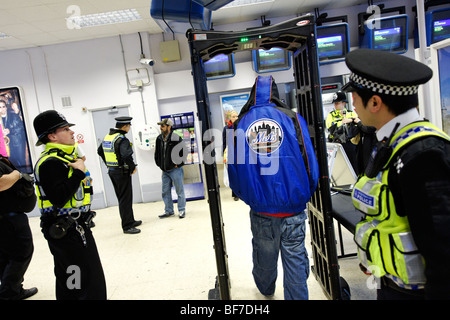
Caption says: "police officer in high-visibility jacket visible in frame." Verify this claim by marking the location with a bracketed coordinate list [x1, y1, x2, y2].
[343, 49, 450, 300]
[97, 116, 141, 234]
[326, 91, 359, 172]
[33, 110, 106, 300]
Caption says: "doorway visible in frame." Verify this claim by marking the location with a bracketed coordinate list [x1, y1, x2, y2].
[91, 105, 142, 207]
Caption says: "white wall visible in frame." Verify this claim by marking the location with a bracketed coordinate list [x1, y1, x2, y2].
[0, 32, 162, 210]
[0, 0, 423, 210]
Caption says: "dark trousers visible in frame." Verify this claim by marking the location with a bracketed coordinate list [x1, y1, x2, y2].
[377, 277, 425, 300]
[0, 212, 34, 300]
[41, 215, 107, 300]
[108, 169, 135, 230]
[341, 141, 358, 175]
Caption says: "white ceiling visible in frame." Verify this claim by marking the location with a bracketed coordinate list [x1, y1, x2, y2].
[0, 0, 381, 51]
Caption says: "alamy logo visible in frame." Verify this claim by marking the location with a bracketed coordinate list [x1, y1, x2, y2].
[246, 119, 283, 155]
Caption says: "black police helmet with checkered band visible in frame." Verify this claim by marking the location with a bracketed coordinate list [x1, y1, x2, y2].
[342, 49, 433, 96]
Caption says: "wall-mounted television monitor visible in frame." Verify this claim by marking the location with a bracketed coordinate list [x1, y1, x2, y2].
[204, 53, 235, 80]
[252, 47, 291, 73]
[360, 14, 408, 54]
[430, 7, 450, 45]
[317, 23, 350, 64]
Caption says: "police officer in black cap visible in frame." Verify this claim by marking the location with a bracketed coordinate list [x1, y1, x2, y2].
[33, 110, 106, 300]
[98, 116, 141, 234]
[344, 49, 450, 300]
[326, 90, 359, 172]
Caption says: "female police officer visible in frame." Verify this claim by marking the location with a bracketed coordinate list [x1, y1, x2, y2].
[33, 110, 106, 300]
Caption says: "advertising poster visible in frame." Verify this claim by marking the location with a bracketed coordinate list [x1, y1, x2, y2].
[0, 87, 33, 173]
[220, 92, 249, 125]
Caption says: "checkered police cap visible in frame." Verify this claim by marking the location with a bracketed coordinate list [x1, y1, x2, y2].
[342, 49, 432, 97]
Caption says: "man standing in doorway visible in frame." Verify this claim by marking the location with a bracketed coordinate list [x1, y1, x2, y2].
[154, 118, 187, 219]
[98, 116, 141, 234]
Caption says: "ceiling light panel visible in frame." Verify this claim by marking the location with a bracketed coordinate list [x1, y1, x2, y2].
[222, 0, 274, 8]
[66, 8, 142, 28]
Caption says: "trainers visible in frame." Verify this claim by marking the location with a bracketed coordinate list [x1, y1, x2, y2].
[179, 211, 185, 219]
[159, 212, 174, 218]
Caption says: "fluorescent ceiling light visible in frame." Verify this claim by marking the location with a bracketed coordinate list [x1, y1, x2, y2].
[66, 8, 142, 28]
[222, 0, 274, 8]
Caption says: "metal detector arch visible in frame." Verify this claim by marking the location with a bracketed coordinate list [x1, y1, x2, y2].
[186, 14, 343, 300]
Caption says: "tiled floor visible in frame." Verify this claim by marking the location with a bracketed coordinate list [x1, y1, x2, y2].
[23, 187, 376, 300]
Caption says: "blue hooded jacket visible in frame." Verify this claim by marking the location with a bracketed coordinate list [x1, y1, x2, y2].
[227, 75, 318, 215]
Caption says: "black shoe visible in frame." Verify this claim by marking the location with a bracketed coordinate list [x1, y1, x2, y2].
[123, 227, 141, 234]
[18, 287, 38, 300]
[159, 212, 174, 218]
[233, 196, 239, 201]
[133, 220, 142, 227]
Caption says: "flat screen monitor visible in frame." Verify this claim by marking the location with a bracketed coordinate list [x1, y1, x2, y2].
[362, 14, 408, 53]
[252, 47, 291, 73]
[431, 8, 450, 44]
[204, 53, 235, 80]
[317, 23, 350, 64]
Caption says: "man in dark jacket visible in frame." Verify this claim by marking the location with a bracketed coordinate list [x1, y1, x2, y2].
[154, 118, 187, 219]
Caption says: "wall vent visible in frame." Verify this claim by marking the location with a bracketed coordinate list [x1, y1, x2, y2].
[61, 96, 72, 108]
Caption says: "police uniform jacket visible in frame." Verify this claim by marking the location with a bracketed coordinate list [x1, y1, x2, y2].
[97, 128, 136, 172]
[385, 125, 450, 299]
[37, 153, 85, 208]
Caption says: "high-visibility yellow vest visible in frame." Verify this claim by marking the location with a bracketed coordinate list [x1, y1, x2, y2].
[34, 143, 92, 215]
[101, 132, 124, 167]
[352, 121, 449, 288]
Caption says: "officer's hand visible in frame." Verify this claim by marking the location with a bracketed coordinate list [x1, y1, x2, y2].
[131, 168, 137, 175]
[342, 118, 353, 124]
[68, 158, 86, 173]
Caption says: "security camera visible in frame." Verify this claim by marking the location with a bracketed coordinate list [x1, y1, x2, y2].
[140, 58, 155, 66]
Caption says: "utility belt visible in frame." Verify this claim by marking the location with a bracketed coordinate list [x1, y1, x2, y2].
[41, 207, 96, 246]
[381, 276, 425, 297]
[107, 165, 130, 174]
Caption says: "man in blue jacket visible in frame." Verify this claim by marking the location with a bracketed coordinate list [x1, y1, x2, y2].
[227, 75, 319, 300]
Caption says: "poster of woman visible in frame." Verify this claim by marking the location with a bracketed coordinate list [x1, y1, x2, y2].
[0, 87, 33, 173]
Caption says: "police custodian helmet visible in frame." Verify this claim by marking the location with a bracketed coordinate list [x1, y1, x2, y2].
[33, 110, 75, 146]
[332, 91, 347, 103]
[342, 49, 433, 96]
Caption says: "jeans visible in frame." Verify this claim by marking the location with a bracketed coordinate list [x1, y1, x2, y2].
[162, 167, 186, 214]
[250, 209, 309, 300]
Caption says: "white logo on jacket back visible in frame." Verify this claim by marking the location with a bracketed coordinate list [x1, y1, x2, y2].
[246, 118, 283, 155]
